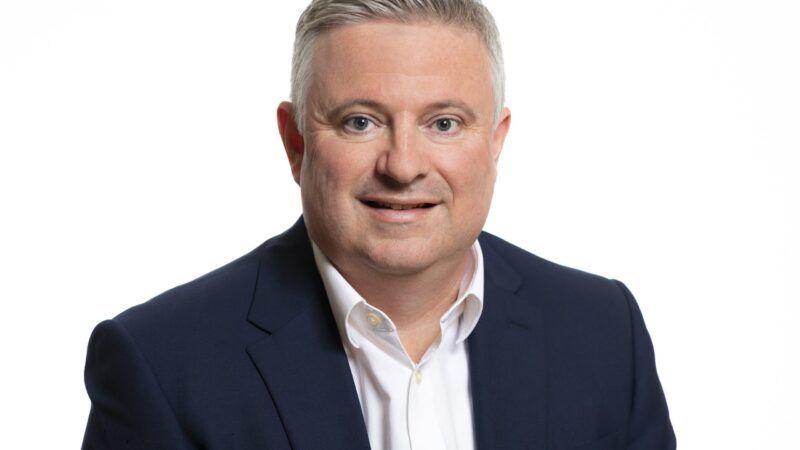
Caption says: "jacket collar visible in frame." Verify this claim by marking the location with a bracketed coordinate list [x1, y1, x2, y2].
[245, 217, 371, 450]
[245, 217, 547, 450]
[469, 235, 549, 449]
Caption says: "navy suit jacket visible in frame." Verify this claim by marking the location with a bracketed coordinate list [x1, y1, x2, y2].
[82, 217, 675, 450]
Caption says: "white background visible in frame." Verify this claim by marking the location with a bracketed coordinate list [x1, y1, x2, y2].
[1, 0, 798, 448]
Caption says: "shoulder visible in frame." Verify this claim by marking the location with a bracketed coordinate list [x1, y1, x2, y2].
[106, 232, 290, 355]
[478, 230, 632, 323]
[115, 248, 257, 332]
[478, 231, 640, 393]
[98, 219, 313, 352]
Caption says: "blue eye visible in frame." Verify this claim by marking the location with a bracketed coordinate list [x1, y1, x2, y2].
[345, 116, 374, 132]
[433, 118, 461, 134]
[435, 118, 453, 132]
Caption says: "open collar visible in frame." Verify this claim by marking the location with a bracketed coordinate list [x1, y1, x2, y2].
[245, 217, 548, 450]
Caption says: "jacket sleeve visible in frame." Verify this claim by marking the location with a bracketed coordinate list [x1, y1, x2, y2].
[81, 319, 192, 450]
[614, 280, 677, 450]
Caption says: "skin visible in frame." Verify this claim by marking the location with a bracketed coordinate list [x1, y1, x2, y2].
[277, 20, 511, 363]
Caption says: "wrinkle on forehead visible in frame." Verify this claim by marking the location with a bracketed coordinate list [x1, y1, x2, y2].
[324, 73, 471, 110]
[307, 21, 494, 119]
[315, 21, 488, 76]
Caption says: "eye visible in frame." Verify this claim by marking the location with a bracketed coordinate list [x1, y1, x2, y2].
[343, 115, 376, 134]
[431, 117, 461, 134]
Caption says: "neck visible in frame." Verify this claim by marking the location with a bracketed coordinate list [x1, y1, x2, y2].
[333, 248, 472, 363]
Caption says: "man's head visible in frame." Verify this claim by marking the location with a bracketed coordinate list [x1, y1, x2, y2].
[277, 0, 511, 277]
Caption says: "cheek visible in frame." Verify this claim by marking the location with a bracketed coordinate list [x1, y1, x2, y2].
[302, 136, 374, 200]
[438, 141, 497, 208]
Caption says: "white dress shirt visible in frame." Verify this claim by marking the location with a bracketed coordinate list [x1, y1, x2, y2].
[310, 239, 485, 450]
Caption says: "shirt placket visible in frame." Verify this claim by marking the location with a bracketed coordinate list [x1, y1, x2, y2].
[364, 305, 452, 449]
[406, 360, 447, 450]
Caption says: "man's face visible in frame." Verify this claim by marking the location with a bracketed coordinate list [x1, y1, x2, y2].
[285, 21, 510, 275]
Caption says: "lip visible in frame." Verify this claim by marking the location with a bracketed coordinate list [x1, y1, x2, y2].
[358, 196, 441, 207]
[358, 197, 440, 224]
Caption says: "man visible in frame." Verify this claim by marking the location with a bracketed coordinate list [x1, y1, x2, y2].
[82, 1, 676, 449]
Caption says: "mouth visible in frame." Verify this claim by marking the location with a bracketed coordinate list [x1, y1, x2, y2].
[360, 200, 438, 210]
[358, 197, 440, 223]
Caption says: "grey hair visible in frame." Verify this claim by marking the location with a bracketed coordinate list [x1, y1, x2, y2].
[290, 0, 505, 133]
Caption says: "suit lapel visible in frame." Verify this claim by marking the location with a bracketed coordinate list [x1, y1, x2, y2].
[246, 218, 371, 450]
[470, 235, 549, 450]
[243, 220, 549, 450]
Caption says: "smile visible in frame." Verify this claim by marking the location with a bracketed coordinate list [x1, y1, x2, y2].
[361, 200, 437, 210]
[358, 197, 440, 224]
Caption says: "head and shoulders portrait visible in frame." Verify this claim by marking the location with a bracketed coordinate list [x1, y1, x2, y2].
[6, 0, 800, 448]
[79, 1, 676, 449]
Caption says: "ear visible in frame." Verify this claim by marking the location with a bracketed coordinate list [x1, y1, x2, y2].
[490, 106, 511, 163]
[277, 101, 305, 185]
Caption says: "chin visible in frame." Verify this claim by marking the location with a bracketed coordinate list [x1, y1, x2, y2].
[361, 237, 439, 275]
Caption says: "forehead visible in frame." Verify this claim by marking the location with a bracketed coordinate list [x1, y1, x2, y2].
[309, 21, 493, 111]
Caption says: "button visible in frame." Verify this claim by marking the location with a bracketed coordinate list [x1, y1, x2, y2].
[414, 370, 422, 384]
[366, 312, 382, 327]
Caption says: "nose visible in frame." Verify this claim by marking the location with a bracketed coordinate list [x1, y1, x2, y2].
[375, 115, 430, 185]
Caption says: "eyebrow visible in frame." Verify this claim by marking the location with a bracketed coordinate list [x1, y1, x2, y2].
[426, 100, 477, 122]
[326, 98, 387, 120]
[326, 98, 478, 122]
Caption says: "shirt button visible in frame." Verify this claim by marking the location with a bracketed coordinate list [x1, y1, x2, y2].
[366, 312, 382, 327]
[414, 370, 423, 384]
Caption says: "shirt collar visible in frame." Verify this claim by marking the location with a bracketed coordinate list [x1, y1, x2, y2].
[310, 238, 485, 349]
[451, 241, 484, 344]
[310, 241, 366, 349]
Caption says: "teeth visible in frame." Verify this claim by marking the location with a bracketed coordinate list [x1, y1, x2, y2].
[377, 202, 426, 210]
